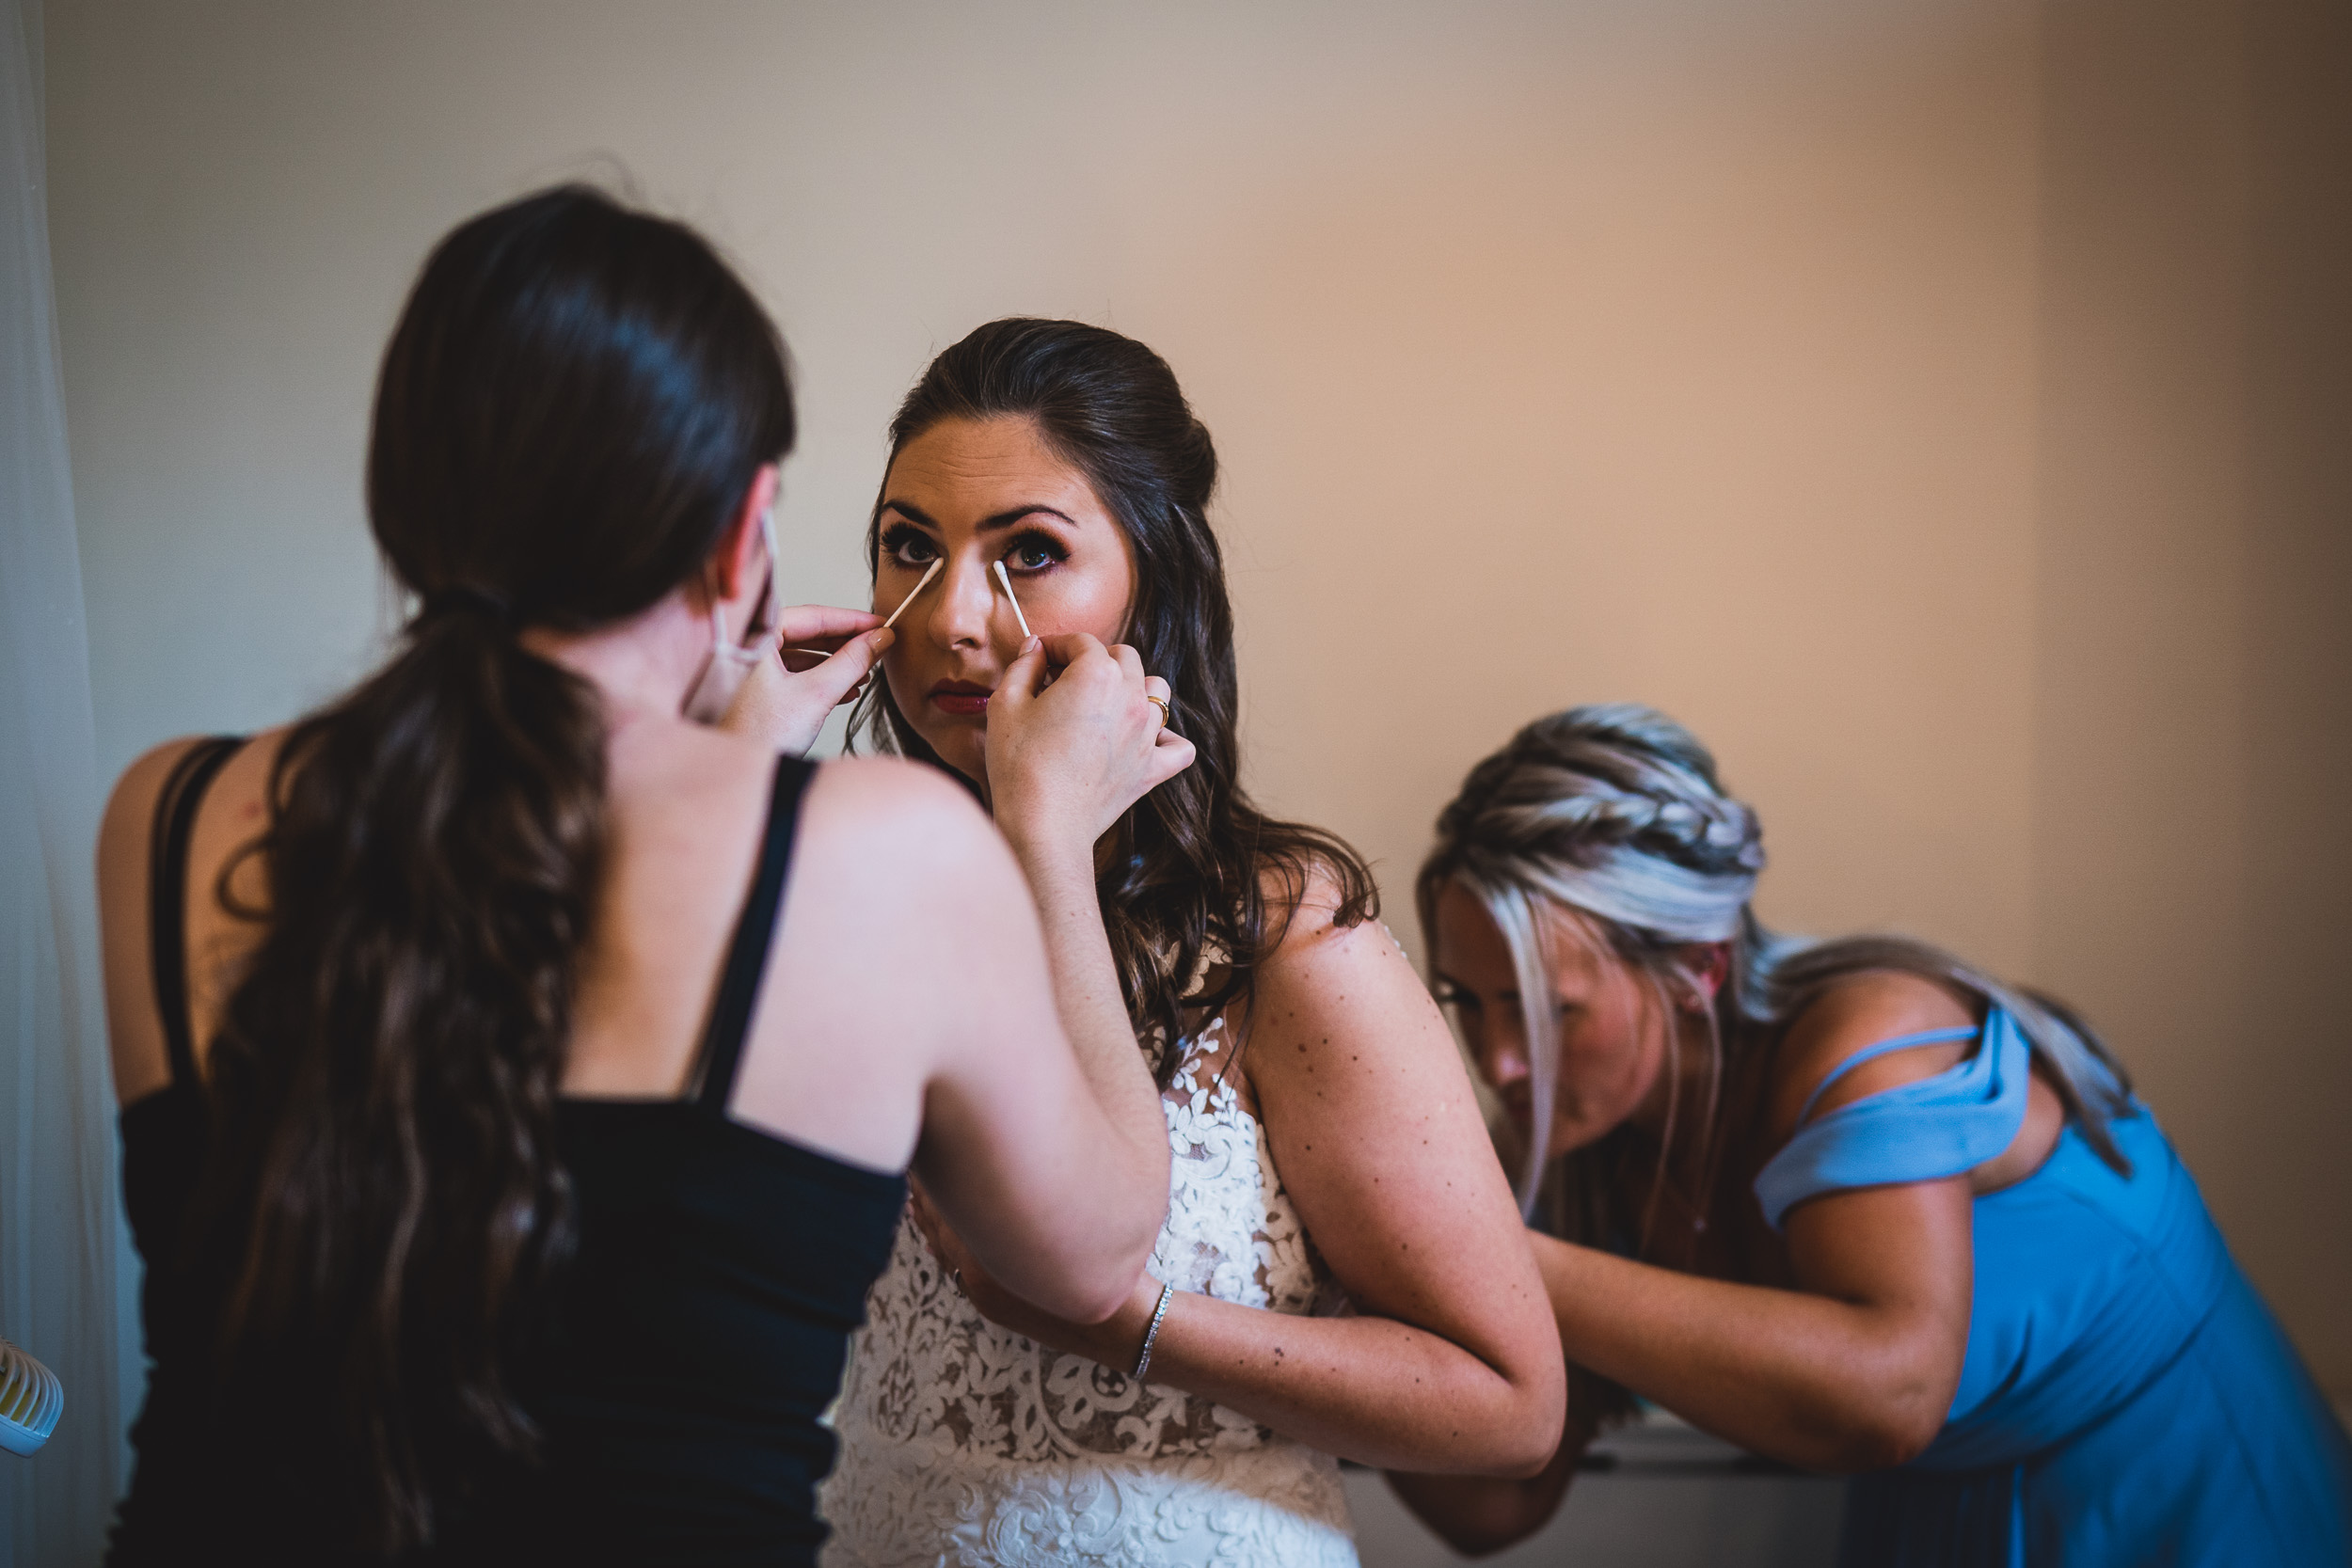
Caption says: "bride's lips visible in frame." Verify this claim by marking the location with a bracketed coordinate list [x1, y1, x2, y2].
[929, 679, 994, 718]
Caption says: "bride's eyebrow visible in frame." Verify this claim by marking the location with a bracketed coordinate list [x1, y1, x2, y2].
[877, 500, 938, 529]
[977, 506, 1076, 533]
[874, 502, 1073, 532]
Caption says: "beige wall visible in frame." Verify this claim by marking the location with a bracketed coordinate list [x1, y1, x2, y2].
[46, 0, 2345, 1393]
[2033, 0, 2352, 1394]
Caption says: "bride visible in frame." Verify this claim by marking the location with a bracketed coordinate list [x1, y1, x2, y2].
[816, 319, 1565, 1567]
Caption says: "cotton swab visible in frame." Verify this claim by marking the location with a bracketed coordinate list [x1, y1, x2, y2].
[992, 560, 1034, 641]
[790, 556, 941, 658]
[883, 556, 945, 630]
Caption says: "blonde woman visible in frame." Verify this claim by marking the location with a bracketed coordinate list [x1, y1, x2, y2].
[1392, 704, 2350, 1566]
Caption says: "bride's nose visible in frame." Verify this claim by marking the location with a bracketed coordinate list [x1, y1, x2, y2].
[929, 555, 997, 652]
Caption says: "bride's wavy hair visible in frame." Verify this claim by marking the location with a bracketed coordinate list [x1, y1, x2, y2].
[197, 184, 795, 1553]
[850, 318, 1374, 1083]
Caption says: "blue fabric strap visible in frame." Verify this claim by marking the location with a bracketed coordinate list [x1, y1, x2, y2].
[1752, 1008, 2031, 1232]
[1788, 1025, 1983, 1129]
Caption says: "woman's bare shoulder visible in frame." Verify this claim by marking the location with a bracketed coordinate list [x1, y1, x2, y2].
[804, 753, 988, 840]
[99, 727, 290, 1102]
[783, 755, 1029, 961]
[103, 734, 230, 852]
[1252, 848, 1386, 968]
[1241, 853, 1438, 1099]
[789, 755, 1012, 918]
[1764, 970, 1980, 1142]
[97, 727, 288, 886]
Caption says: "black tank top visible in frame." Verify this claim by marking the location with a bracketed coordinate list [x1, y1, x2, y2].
[110, 743, 908, 1566]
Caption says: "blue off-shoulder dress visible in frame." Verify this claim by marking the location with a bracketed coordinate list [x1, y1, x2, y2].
[1752, 1007, 2350, 1566]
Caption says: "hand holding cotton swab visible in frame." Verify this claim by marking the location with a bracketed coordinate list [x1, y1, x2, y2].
[793, 557, 941, 657]
[883, 556, 944, 630]
[992, 560, 1034, 641]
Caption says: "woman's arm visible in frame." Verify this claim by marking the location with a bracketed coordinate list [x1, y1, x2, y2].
[1532, 975, 1994, 1473]
[1373, 978, 1995, 1551]
[746, 753, 1164, 1323]
[923, 878, 1567, 1477]
[1533, 1180, 1971, 1471]
[893, 635, 1190, 1323]
[1384, 1425, 1586, 1558]
[981, 636, 1193, 1215]
[762, 633, 1186, 1325]
[1130, 900, 1565, 1474]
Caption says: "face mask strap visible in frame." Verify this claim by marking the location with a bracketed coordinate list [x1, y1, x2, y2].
[679, 499, 782, 723]
[750, 507, 782, 636]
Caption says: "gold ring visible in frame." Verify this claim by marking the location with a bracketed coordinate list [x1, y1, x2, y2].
[1145, 695, 1171, 728]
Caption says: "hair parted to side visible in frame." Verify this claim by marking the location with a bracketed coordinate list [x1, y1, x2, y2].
[851, 318, 1374, 1083]
[197, 184, 794, 1555]
[1419, 703, 2137, 1221]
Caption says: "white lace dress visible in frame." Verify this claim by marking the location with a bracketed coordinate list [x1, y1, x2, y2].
[819, 1015, 1359, 1567]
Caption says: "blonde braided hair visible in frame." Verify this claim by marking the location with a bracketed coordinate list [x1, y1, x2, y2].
[1419, 705, 2136, 1223]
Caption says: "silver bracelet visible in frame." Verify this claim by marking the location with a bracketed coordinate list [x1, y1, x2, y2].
[1132, 1281, 1175, 1383]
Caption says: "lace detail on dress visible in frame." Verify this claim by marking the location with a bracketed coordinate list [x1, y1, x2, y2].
[821, 1017, 1359, 1567]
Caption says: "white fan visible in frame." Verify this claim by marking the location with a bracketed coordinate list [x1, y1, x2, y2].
[0, 1338, 62, 1457]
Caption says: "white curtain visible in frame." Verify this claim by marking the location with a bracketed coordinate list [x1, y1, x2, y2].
[1, 0, 138, 1560]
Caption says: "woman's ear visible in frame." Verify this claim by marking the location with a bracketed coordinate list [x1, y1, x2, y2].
[701, 463, 783, 607]
[1678, 942, 1732, 1010]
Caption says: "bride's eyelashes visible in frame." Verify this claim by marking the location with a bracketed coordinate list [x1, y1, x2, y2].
[879, 520, 938, 570]
[999, 528, 1068, 577]
[876, 522, 1069, 576]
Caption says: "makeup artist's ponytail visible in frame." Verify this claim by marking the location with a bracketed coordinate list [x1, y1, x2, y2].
[856, 319, 1375, 1083]
[195, 185, 794, 1555]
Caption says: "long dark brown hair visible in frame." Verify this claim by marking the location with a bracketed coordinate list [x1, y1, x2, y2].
[852, 318, 1373, 1083]
[194, 184, 795, 1553]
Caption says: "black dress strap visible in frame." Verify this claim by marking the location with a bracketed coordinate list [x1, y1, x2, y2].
[693, 756, 818, 1116]
[147, 736, 245, 1088]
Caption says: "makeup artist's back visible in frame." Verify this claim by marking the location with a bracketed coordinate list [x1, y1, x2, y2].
[92, 186, 1168, 1567]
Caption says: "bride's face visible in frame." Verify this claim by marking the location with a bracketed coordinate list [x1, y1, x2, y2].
[873, 415, 1137, 784]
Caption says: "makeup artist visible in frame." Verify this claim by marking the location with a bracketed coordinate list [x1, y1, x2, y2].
[1390, 704, 2351, 1566]
[95, 186, 1185, 1565]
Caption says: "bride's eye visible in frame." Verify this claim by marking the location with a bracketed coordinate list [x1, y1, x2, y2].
[1001, 530, 1067, 576]
[880, 522, 938, 569]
